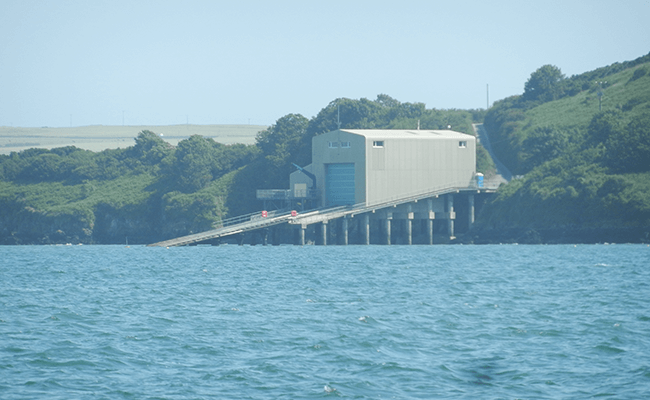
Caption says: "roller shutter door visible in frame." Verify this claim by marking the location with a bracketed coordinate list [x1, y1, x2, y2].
[326, 163, 355, 206]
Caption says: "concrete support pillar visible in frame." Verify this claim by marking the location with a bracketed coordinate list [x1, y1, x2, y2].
[300, 224, 306, 246]
[404, 205, 413, 245]
[385, 218, 392, 245]
[447, 194, 455, 238]
[406, 219, 412, 245]
[342, 217, 349, 246]
[427, 199, 434, 245]
[363, 214, 370, 245]
[468, 194, 475, 229]
[321, 221, 328, 246]
[262, 228, 268, 246]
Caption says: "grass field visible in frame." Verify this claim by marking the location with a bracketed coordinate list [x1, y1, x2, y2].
[0, 124, 267, 155]
[520, 63, 650, 137]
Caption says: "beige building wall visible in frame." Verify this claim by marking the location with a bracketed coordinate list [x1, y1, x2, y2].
[365, 134, 476, 205]
[312, 129, 476, 208]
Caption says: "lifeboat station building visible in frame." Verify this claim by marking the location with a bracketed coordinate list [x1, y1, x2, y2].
[279, 128, 483, 245]
[151, 128, 490, 247]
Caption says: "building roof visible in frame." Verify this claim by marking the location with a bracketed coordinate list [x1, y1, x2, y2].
[338, 129, 474, 140]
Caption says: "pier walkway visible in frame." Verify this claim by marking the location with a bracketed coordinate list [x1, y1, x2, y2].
[148, 184, 496, 247]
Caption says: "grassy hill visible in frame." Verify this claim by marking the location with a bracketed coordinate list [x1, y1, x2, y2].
[485, 54, 650, 174]
[472, 54, 650, 243]
[0, 124, 266, 155]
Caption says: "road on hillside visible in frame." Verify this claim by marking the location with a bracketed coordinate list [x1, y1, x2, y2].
[472, 123, 512, 185]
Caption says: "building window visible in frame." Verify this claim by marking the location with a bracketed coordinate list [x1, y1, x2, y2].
[373, 141, 384, 148]
[328, 141, 339, 148]
[340, 141, 350, 148]
[458, 141, 467, 148]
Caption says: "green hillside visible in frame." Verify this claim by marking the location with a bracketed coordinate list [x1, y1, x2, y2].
[473, 53, 650, 243]
[3, 51, 649, 245]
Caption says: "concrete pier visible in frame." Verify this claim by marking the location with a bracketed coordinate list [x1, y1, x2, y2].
[385, 216, 392, 245]
[447, 194, 455, 238]
[321, 221, 328, 246]
[362, 214, 370, 245]
[299, 224, 306, 246]
[427, 199, 435, 245]
[468, 194, 475, 229]
[149, 186, 495, 247]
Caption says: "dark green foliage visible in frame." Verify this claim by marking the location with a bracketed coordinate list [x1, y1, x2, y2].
[257, 113, 310, 168]
[604, 114, 650, 173]
[171, 135, 219, 192]
[1, 146, 97, 183]
[521, 126, 569, 171]
[587, 110, 624, 144]
[629, 66, 647, 83]
[478, 150, 650, 231]
[523, 65, 566, 103]
[476, 143, 497, 176]
[130, 130, 173, 165]
[483, 96, 527, 173]
[0, 128, 260, 243]
[306, 94, 477, 137]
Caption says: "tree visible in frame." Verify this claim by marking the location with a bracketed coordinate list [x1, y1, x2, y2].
[523, 65, 565, 102]
[172, 135, 219, 192]
[131, 130, 173, 165]
[306, 97, 385, 136]
[256, 113, 309, 168]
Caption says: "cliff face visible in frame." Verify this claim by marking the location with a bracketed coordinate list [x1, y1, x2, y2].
[0, 195, 166, 245]
[0, 180, 232, 245]
[91, 203, 163, 244]
[1, 204, 94, 245]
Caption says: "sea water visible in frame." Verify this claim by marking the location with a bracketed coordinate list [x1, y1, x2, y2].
[1, 244, 649, 399]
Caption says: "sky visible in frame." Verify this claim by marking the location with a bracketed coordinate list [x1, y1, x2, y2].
[1, 0, 649, 128]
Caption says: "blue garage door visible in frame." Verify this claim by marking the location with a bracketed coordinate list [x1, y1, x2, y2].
[326, 163, 355, 206]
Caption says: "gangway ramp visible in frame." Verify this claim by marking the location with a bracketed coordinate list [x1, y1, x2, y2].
[147, 210, 294, 247]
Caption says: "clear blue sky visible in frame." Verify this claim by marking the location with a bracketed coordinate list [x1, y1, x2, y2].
[1, 0, 648, 128]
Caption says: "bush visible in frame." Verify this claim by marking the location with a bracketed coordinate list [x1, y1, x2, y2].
[629, 67, 647, 83]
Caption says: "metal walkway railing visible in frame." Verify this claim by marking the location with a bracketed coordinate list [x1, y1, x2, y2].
[147, 209, 295, 247]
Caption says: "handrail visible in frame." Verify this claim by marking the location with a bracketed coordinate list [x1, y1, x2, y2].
[287, 183, 487, 225]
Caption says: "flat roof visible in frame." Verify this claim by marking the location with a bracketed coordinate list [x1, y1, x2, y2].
[338, 129, 474, 139]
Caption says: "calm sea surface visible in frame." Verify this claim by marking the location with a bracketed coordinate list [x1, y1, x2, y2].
[1, 244, 649, 399]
